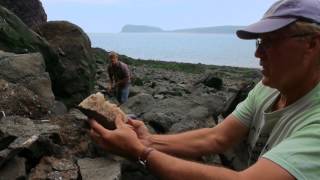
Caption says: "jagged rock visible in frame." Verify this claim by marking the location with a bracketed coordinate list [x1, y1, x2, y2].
[0, 6, 63, 93]
[0, 80, 49, 118]
[78, 92, 128, 130]
[121, 160, 157, 180]
[0, 157, 26, 180]
[143, 112, 177, 133]
[77, 158, 121, 180]
[28, 157, 78, 180]
[0, 0, 47, 28]
[121, 93, 156, 116]
[0, 51, 55, 113]
[195, 73, 223, 90]
[50, 101, 68, 116]
[36, 21, 96, 108]
[129, 86, 146, 97]
[0, 116, 60, 168]
[169, 107, 215, 133]
[91, 47, 108, 65]
[221, 81, 256, 117]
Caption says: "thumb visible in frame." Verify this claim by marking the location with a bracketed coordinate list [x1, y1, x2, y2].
[114, 115, 125, 128]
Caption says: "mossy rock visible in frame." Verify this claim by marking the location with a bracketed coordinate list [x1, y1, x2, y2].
[0, 5, 63, 98]
[36, 21, 96, 107]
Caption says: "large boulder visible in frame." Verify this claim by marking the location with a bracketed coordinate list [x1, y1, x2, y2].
[0, 0, 47, 28]
[0, 5, 63, 98]
[0, 51, 55, 118]
[36, 21, 96, 107]
[141, 96, 219, 133]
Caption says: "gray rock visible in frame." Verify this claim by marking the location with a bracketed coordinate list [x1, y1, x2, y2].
[29, 157, 78, 180]
[36, 21, 96, 108]
[0, 6, 63, 92]
[50, 101, 68, 116]
[0, 0, 47, 28]
[0, 51, 55, 108]
[77, 158, 121, 180]
[0, 157, 26, 180]
[143, 112, 177, 133]
[0, 116, 60, 167]
[121, 93, 155, 116]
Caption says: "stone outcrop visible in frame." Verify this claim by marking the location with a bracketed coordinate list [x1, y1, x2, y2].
[0, 0, 47, 28]
[0, 51, 55, 118]
[0, 116, 60, 168]
[36, 21, 96, 107]
[77, 158, 121, 180]
[28, 157, 78, 180]
[0, 5, 63, 99]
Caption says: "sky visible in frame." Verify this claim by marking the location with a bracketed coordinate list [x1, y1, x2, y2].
[42, 0, 278, 33]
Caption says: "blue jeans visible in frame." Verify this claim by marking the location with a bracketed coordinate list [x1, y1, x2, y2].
[116, 84, 129, 104]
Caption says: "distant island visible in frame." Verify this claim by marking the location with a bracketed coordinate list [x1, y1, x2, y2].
[121, 24, 244, 34]
[121, 25, 164, 33]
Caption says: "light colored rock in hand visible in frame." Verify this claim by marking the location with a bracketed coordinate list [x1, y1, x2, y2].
[78, 92, 127, 129]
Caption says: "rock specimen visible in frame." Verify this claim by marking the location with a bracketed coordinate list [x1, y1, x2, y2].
[78, 92, 127, 129]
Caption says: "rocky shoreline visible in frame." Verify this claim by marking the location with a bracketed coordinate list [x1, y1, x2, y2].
[0, 1, 261, 179]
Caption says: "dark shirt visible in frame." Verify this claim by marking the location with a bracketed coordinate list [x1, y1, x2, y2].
[107, 61, 131, 87]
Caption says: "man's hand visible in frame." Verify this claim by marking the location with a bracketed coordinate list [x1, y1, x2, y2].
[127, 119, 152, 147]
[89, 116, 145, 160]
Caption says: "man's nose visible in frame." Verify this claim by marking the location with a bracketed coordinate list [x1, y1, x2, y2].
[255, 45, 264, 59]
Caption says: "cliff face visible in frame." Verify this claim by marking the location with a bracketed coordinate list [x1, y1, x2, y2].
[0, 0, 47, 28]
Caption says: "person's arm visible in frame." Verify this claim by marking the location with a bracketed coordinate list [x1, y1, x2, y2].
[89, 117, 295, 180]
[129, 114, 249, 159]
[146, 150, 295, 180]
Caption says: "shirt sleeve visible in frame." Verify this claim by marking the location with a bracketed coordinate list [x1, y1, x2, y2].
[120, 63, 130, 78]
[231, 82, 261, 127]
[262, 124, 320, 180]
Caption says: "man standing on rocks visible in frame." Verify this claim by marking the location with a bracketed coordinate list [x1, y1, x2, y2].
[107, 51, 131, 104]
[90, 0, 320, 179]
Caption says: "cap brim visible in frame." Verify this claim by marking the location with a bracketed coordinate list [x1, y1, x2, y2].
[236, 18, 297, 39]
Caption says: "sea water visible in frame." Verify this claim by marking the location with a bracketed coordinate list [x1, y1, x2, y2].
[89, 33, 259, 68]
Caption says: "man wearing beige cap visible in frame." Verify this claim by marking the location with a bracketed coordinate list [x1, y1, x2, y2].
[89, 0, 320, 179]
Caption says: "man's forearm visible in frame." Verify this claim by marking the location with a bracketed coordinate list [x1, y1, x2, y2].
[147, 150, 240, 180]
[149, 128, 225, 158]
[115, 77, 129, 87]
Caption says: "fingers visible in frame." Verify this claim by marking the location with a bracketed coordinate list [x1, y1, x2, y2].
[114, 116, 125, 128]
[127, 119, 145, 128]
[89, 119, 110, 136]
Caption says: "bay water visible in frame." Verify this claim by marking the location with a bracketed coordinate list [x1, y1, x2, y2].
[89, 33, 259, 68]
